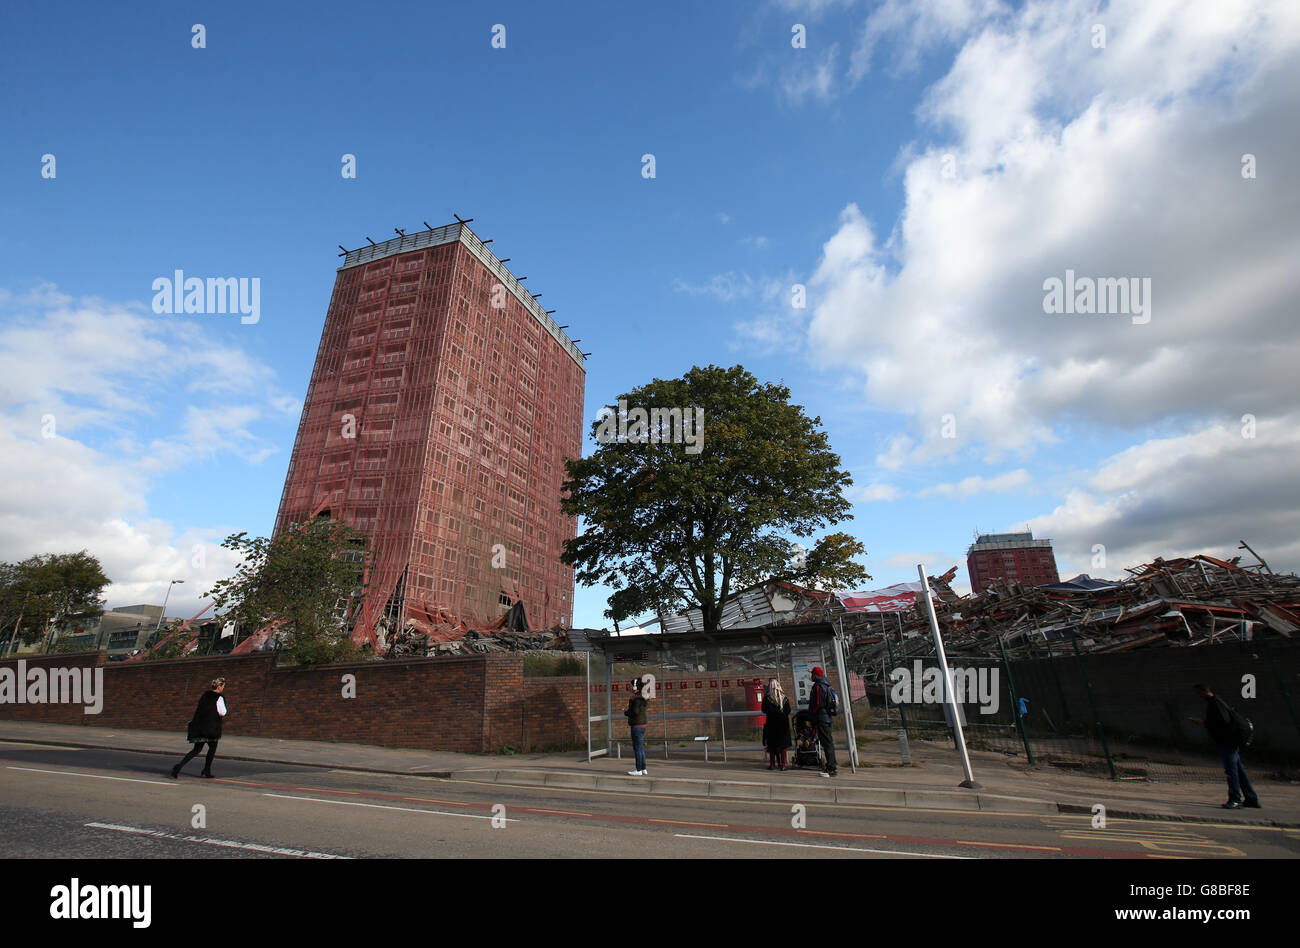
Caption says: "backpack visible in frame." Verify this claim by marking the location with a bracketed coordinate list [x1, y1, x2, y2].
[1229, 705, 1255, 748]
[824, 682, 840, 716]
[1217, 698, 1254, 748]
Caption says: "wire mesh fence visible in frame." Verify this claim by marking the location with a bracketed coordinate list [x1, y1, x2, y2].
[857, 633, 1300, 784]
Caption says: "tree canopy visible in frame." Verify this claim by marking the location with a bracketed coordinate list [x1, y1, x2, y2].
[205, 519, 369, 665]
[0, 551, 109, 648]
[561, 364, 868, 633]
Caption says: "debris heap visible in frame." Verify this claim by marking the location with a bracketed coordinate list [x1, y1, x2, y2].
[843, 549, 1299, 667]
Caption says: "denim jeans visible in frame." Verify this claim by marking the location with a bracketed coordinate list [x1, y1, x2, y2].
[815, 718, 837, 773]
[1216, 741, 1258, 803]
[631, 726, 647, 771]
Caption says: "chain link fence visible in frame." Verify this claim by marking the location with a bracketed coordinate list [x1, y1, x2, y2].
[858, 633, 1300, 784]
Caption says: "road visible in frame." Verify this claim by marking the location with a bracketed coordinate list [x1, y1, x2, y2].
[2, 740, 1297, 859]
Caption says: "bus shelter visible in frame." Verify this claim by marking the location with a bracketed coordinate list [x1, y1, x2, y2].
[583, 622, 858, 772]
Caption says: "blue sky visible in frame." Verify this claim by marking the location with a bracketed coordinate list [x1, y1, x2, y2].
[2, 0, 1298, 628]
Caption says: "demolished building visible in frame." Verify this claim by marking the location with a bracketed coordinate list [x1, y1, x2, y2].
[842, 548, 1300, 671]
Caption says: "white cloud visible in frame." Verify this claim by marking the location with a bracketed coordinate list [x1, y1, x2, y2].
[878, 551, 957, 569]
[1028, 414, 1300, 576]
[673, 272, 762, 302]
[0, 286, 297, 614]
[849, 482, 902, 502]
[739, 32, 843, 107]
[917, 468, 1032, 498]
[851, 0, 1008, 79]
[786, 0, 1300, 576]
[805, 0, 1300, 462]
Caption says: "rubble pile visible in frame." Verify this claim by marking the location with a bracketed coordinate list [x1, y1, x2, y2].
[378, 597, 573, 658]
[844, 550, 1300, 667]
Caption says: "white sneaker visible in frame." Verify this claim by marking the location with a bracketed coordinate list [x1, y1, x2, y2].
[628, 769, 644, 776]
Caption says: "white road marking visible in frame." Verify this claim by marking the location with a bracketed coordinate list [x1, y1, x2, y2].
[674, 833, 969, 858]
[0, 741, 82, 749]
[7, 765, 174, 787]
[263, 792, 520, 821]
[85, 822, 349, 859]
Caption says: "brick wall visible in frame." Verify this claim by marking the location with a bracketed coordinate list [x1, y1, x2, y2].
[0, 652, 854, 754]
[0, 651, 500, 754]
[521, 678, 587, 748]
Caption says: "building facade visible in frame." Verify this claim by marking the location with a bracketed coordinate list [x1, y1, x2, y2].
[275, 221, 585, 642]
[966, 532, 1060, 591]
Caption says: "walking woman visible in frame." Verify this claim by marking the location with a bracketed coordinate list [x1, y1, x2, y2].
[171, 677, 228, 779]
[761, 678, 792, 771]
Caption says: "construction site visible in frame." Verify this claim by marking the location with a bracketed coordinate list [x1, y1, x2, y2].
[85, 216, 1298, 783]
[582, 546, 1300, 783]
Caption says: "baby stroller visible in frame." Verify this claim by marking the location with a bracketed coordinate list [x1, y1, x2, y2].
[792, 709, 824, 770]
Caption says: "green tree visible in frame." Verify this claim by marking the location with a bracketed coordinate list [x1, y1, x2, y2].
[561, 364, 869, 633]
[0, 552, 109, 650]
[144, 625, 193, 661]
[205, 520, 369, 665]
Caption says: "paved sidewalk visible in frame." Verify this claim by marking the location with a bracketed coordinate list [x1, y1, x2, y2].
[2, 720, 1297, 827]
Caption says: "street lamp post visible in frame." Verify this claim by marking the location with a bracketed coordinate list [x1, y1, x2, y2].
[155, 580, 184, 632]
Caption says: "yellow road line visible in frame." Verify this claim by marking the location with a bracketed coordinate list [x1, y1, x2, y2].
[956, 840, 1061, 851]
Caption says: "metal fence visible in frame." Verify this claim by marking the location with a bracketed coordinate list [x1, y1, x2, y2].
[859, 633, 1300, 784]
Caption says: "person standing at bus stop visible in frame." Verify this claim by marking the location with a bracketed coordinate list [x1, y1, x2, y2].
[624, 678, 649, 776]
[762, 678, 792, 770]
[808, 667, 838, 777]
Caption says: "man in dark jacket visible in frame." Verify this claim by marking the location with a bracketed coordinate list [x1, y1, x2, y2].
[624, 679, 649, 776]
[807, 667, 837, 777]
[1191, 683, 1259, 809]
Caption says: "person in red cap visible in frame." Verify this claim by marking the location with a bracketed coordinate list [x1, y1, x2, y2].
[807, 666, 838, 776]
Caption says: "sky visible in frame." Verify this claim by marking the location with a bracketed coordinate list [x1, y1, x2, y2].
[1, 0, 1297, 630]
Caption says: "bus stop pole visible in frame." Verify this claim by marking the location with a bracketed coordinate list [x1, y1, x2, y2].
[919, 564, 979, 789]
[716, 656, 726, 762]
[832, 620, 857, 772]
[660, 649, 668, 760]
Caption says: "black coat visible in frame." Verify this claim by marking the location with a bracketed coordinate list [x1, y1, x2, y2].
[762, 695, 792, 750]
[624, 696, 648, 726]
[187, 690, 224, 743]
[1203, 696, 1239, 746]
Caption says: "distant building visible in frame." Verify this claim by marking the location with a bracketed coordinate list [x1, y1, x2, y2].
[966, 532, 1060, 590]
[20, 604, 168, 656]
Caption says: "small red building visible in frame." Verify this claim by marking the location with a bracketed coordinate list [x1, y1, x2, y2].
[966, 532, 1060, 591]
